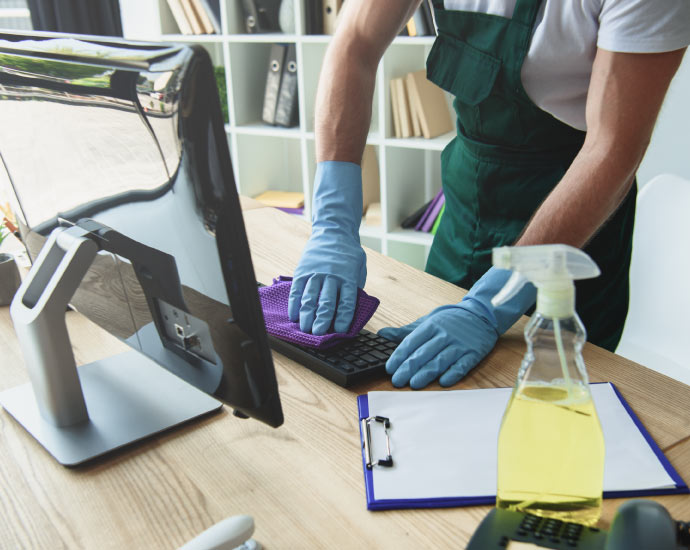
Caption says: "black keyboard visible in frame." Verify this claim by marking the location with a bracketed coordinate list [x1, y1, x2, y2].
[266, 329, 398, 387]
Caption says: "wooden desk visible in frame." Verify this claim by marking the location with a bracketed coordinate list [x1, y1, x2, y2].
[1, 205, 689, 549]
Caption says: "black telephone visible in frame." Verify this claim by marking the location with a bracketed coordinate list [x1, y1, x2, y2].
[467, 500, 690, 550]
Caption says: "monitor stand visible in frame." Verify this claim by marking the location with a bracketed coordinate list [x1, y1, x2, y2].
[0, 226, 222, 466]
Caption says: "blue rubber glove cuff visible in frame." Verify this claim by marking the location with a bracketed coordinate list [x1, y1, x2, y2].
[311, 161, 363, 235]
[460, 266, 537, 336]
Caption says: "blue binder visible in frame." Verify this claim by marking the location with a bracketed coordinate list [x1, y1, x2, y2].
[357, 383, 688, 511]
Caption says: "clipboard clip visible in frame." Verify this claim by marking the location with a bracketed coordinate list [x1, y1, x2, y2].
[361, 415, 393, 469]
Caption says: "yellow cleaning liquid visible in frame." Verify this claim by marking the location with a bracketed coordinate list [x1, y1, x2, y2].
[496, 382, 605, 526]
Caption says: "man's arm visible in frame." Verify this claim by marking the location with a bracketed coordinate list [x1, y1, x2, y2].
[516, 47, 686, 247]
[315, 0, 421, 163]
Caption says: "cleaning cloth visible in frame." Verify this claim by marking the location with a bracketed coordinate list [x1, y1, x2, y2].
[259, 276, 380, 349]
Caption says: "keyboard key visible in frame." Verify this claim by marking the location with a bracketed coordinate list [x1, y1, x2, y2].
[360, 354, 380, 365]
[369, 350, 390, 361]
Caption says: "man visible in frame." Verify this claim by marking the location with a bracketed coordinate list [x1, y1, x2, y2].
[288, 0, 689, 389]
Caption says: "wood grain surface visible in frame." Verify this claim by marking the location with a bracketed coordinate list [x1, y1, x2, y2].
[0, 204, 688, 549]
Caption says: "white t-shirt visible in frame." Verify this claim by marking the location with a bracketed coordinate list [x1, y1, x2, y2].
[442, 0, 690, 130]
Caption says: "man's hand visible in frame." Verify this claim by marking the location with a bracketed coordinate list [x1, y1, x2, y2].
[379, 267, 536, 389]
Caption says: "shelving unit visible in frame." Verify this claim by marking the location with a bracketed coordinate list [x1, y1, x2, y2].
[120, 0, 455, 271]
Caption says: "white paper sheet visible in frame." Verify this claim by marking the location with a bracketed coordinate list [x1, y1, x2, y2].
[367, 383, 677, 501]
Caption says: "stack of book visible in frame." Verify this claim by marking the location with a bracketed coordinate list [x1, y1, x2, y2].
[254, 190, 305, 215]
[390, 69, 454, 139]
[402, 188, 445, 234]
[166, 0, 221, 35]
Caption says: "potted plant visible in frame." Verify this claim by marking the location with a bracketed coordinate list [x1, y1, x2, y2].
[0, 205, 21, 307]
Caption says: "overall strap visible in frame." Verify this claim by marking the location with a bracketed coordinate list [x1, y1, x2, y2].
[511, 0, 545, 28]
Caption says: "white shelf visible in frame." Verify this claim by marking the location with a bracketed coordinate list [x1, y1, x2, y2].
[233, 123, 303, 139]
[120, 0, 452, 271]
[387, 229, 435, 246]
[385, 132, 455, 151]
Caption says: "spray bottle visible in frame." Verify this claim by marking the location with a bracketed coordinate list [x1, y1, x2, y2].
[491, 244, 605, 526]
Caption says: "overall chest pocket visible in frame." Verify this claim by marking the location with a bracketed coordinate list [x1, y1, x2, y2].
[426, 33, 526, 146]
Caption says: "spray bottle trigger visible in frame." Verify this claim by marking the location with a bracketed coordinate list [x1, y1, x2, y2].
[491, 271, 528, 308]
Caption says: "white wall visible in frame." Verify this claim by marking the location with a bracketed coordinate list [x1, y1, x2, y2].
[637, 53, 690, 186]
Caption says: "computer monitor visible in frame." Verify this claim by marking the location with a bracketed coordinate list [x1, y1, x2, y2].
[0, 32, 283, 464]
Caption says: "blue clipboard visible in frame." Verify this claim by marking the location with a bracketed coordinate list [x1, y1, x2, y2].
[357, 383, 689, 511]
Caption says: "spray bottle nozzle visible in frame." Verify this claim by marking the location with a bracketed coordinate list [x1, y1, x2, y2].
[491, 245, 600, 318]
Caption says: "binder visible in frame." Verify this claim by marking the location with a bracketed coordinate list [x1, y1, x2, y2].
[241, 0, 282, 34]
[357, 383, 689, 511]
[305, 0, 323, 34]
[274, 44, 299, 127]
[323, 0, 343, 35]
[420, 0, 436, 36]
[262, 44, 287, 125]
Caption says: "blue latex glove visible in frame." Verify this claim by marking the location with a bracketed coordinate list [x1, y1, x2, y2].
[288, 161, 366, 335]
[378, 267, 536, 389]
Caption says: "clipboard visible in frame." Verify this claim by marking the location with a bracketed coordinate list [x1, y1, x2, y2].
[357, 383, 688, 511]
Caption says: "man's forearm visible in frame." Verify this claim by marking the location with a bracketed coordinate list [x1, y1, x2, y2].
[517, 47, 686, 248]
[315, 37, 378, 164]
[515, 140, 638, 248]
[314, 0, 421, 164]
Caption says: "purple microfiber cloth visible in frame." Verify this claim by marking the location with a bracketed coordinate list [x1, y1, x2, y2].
[259, 276, 380, 349]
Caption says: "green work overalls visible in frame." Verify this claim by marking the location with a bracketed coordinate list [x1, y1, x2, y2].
[424, 0, 636, 351]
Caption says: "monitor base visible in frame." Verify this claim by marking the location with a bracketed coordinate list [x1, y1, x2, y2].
[0, 350, 222, 466]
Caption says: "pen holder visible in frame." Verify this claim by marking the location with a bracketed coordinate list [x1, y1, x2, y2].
[0, 253, 21, 306]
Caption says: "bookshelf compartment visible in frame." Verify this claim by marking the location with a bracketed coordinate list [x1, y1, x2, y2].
[387, 241, 430, 272]
[235, 135, 303, 200]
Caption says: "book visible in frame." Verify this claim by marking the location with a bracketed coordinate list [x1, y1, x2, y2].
[179, 0, 204, 34]
[393, 78, 413, 138]
[190, 0, 215, 33]
[405, 77, 422, 137]
[390, 78, 402, 138]
[254, 190, 304, 209]
[165, 0, 193, 34]
[430, 202, 445, 235]
[406, 69, 454, 139]
[364, 202, 382, 226]
[200, 0, 222, 33]
[414, 188, 443, 231]
[401, 199, 433, 229]
[361, 145, 380, 213]
[419, 191, 444, 233]
[358, 383, 689, 510]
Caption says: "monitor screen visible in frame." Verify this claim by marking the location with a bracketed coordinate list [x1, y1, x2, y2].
[0, 32, 283, 428]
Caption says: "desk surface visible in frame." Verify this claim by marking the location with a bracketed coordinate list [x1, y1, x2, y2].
[1, 204, 690, 549]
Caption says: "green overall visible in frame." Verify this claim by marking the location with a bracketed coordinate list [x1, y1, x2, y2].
[424, 0, 636, 351]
